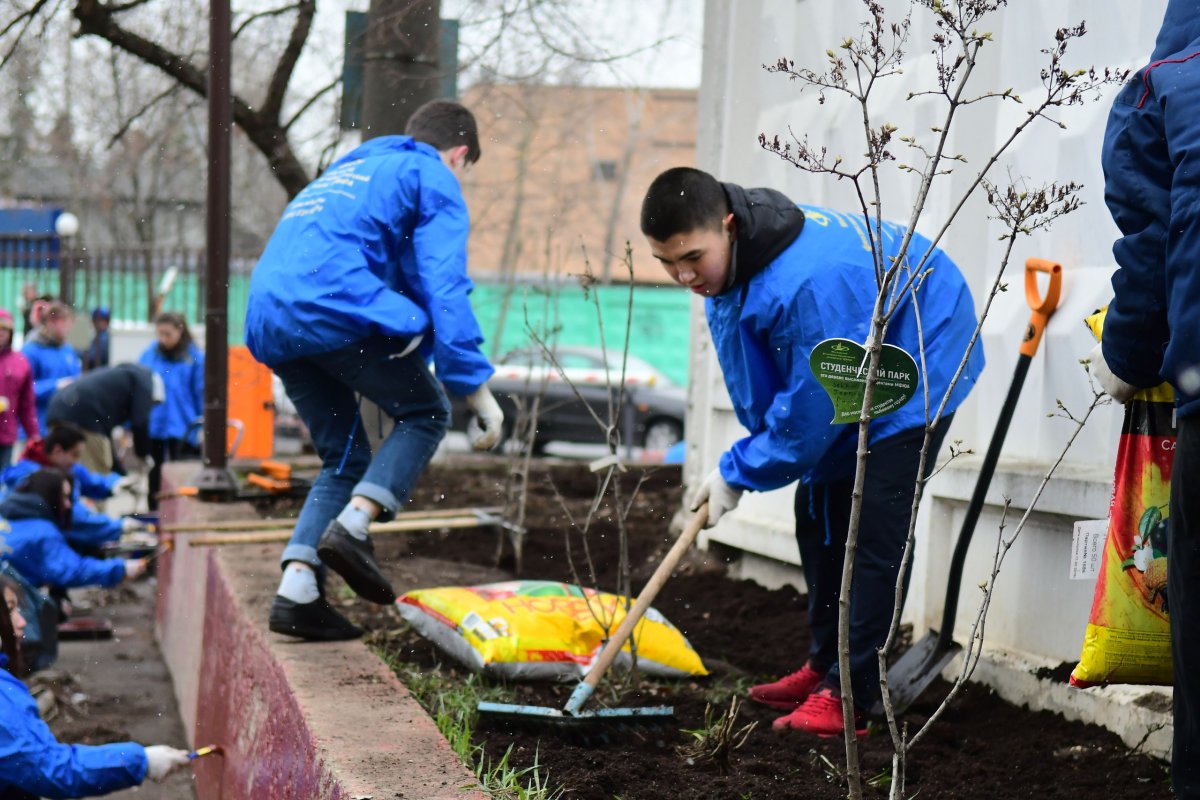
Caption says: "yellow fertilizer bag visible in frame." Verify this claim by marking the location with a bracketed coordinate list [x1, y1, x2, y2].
[1070, 308, 1174, 687]
[397, 580, 708, 680]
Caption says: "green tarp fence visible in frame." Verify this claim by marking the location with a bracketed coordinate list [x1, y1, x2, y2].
[0, 268, 692, 386]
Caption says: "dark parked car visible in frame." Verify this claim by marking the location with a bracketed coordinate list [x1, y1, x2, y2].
[450, 346, 686, 452]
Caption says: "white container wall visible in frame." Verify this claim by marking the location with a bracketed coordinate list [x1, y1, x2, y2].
[691, 0, 1168, 662]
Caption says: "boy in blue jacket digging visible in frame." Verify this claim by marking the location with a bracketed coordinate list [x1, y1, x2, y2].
[640, 167, 984, 737]
[245, 100, 504, 641]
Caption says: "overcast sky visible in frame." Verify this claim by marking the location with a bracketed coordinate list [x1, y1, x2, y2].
[303, 1, 704, 90]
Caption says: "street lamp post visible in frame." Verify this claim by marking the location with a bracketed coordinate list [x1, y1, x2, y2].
[54, 212, 79, 307]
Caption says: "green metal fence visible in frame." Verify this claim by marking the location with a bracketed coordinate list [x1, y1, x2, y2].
[469, 281, 692, 386]
[0, 247, 692, 385]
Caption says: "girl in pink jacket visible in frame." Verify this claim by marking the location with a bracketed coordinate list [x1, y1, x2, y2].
[0, 308, 39, 467]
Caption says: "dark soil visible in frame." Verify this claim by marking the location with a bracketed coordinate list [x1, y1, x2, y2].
[348, 455, 1171, 799]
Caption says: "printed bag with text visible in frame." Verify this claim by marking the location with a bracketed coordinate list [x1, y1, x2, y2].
[1070, 308, 1174, 687]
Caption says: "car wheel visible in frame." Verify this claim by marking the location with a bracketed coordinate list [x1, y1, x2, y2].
[642, 418, 683, 450]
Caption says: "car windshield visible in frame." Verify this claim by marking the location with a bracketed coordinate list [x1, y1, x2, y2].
[499, 348, 676, 387]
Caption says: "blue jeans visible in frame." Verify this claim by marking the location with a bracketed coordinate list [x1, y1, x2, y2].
[273, 336, 450, 570]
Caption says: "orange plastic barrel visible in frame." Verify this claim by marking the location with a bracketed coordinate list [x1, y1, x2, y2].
[227, 346, 275, 459]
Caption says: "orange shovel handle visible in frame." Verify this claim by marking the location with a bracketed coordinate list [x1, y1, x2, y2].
[1019, 257, 1063, 358]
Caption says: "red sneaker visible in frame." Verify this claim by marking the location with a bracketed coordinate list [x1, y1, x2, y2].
[748, 662, 826, 710]
[771, 685, 868, 738]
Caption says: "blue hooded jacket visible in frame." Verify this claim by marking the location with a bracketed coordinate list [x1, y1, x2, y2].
[0, 460, 122, 548]
[0, 656, 147, 798]
[21, 338, 81, 434]
[138, 342, 204, 442]
[0, 492, 125, 589]
[707, 187, 984, 491]
[1101, 0, 1200, 417]
[244, 136, 494, 397]
[0, 562, 58, 673]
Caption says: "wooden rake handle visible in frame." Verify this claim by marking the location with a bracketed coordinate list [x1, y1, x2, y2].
[582, 504, 709, 691]
[185, 515, 485, 546]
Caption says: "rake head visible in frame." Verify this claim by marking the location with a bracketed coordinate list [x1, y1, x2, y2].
[477, 701, 677, 746]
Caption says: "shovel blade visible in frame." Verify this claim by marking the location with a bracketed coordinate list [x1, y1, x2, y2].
[873, 632, 962, 716]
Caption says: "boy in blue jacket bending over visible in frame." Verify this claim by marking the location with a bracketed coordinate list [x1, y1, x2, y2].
[245, 100, 504, 641]
[641, 168, 984, 737]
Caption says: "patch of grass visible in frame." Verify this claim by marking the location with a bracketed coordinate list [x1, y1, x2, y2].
[699, 673, 757, 707]
[374, 644, 561, 800]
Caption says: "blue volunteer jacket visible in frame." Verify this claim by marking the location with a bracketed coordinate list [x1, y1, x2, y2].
[1101, 0, 1200, 418]
[708, 187, 984, 491]
[0, 493, 125, 589]
[21, 339, 81, 433]
[0, 460, 122, 547]
[138, 343, 204, 441]
[244, 136, 494, 397]
[0, 656, 147, 798]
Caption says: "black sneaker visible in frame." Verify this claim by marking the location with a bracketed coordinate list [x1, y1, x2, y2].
[316, 520, 397, 604]
[268, 595, 363, 641]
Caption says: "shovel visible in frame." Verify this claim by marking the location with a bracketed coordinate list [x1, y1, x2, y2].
[878, 257, 1062, 715]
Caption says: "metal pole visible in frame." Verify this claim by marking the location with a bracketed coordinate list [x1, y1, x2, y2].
[191, 0, 238, 497]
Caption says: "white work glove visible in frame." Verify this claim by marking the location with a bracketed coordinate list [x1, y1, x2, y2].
[1086, 344, 1139, 404]
[124, 558, 149, 582]
[465, 385, 504, 451]
[121, 517, 148, 534]
[114, 474, 142, 495]
[689, 468, 742, 529]
[143, 745, 190, 782]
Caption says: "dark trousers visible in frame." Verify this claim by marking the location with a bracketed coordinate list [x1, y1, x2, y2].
[1171, 416, 1200, 798]
[794, 416, 951, 711]
[147, 437, 186, 512]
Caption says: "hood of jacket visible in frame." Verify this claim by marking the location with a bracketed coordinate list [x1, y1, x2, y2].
[720, 182, 806, 294]
[19, 440, 52, 468]
[1151, 0, 1200, 60]
[333, 134, 437, 166]
[0, 491, 53, 523]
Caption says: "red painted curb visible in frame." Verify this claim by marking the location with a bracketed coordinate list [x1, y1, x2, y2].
[156, 463, 486, 800]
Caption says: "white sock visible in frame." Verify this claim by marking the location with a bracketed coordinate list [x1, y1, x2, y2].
[336, 504, 373, 541]
[277, 563, 319, 604]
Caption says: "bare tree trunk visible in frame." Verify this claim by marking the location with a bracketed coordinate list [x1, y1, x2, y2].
[362, 0, 441, 137]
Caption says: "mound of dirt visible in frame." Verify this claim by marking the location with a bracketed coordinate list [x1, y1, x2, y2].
[345, 455, 1170, 799]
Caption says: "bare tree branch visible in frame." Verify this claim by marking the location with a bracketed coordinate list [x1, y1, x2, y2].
[232, 1, 300, 41]
[283, 74, 340, 131]
[260, 0, 313, 123]
[0, 0, 54, 71]
[72, 0, 312, 196]
[106, 81, 181, 147]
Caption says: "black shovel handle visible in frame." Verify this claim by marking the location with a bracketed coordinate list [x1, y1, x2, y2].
[933, 258, 1062, 655]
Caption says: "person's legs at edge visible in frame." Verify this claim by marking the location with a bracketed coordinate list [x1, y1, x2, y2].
[1170, 415, 1199, 799]
[269, 354, 373, 640]
[314, 337, 450, 604]
[147, 438, 167, 512]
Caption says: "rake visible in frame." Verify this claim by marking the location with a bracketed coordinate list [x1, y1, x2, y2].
[477, 504, 708, 744]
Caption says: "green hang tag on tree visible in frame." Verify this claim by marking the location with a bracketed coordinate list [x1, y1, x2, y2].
[809, 338, 919, 424]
